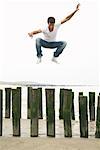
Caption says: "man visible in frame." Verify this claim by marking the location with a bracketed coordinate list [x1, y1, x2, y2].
[28, 4, 80, 63]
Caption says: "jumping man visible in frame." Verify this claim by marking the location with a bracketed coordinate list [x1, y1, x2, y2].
[28, 4, 80, 63]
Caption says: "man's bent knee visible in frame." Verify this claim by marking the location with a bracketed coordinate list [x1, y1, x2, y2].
[36, 38, 42, 45]
[62, 41, 67, 48]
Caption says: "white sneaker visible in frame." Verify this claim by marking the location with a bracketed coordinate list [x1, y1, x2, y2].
[52, 57, 59, 64]
[37, 57, 41, 64]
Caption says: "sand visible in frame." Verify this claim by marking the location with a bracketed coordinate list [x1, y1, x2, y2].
[0, 137, 100, 150]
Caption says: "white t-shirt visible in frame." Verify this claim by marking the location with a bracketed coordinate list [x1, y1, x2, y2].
[42, 23, 61, 42]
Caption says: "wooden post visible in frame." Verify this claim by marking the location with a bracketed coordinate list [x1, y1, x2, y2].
[72, 92, 75, 120]
[27, 87, 32, 119]
[79, 92, 83, 123]
[17, 87, 21, 118]
[95, 95, 100, 138]
[45, 89, 55, 137]
[79, 95, 88, 138]
[63, 89, 72, 137]
[12, 88, 21, 136]
[37, 88, 43, 119]
[59, 89, 75, 121]
[5, 88, 12, 118]
[89, 92, 95, 121]
[0, 90, 3, 136]
[59, 89, 64, 119]
[30, 89, 39, 137]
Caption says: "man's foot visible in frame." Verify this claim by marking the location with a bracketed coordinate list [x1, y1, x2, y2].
[37, 57, 42, 64]
[52, 57, 59, 64]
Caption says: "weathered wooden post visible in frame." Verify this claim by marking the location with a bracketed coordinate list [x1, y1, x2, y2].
[95, 95, 100, 138]
[79, 92, 83, 121]
[59, 89, 64, 119]
[27, 87, 32, 119]
[79, 95, 88, 138]
[59, 89, 75, 121]
[30, 89, 39, 137]
[79, 92, 83, 120]
[72, 92, 75, 120]
[5, 88, 12, 118]
[0, 90, 3, 136]
[89, 92, 95, 121]
[63, 89, 72, 137]
[37, 88, 43, 119]
[12, 88, 21, 136]
[17, 87, 21, 118]
[45, 89, 55, 137]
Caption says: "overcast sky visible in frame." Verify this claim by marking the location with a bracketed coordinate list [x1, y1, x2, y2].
[0, 0, 100, 85]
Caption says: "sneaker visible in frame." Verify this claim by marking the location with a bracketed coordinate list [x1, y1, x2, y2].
[37, 57, 41, 64]
[52, 57, 59, 64]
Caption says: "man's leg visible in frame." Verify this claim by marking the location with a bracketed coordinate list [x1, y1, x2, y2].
[36, 38, 43, 58]
[36, 38, 50, 58]
[47, 41, 67, 63]
[53, 41, 67, 57]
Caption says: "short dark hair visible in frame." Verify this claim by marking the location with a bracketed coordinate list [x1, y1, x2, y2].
[47, 17, 55, 24]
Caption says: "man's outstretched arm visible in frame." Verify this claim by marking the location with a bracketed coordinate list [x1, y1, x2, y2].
[61, 3, 80, 24]
[28, 29, 42, 37]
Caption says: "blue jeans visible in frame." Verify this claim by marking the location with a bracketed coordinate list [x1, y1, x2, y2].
[36, 38, 67, 58]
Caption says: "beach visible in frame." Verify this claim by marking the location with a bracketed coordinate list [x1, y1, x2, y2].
[0, 84, 100, 149]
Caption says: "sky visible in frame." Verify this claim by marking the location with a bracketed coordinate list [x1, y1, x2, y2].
[0, 0, 100, 85]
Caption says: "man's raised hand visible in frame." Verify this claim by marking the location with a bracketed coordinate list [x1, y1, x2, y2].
[76, 3, 80, 11]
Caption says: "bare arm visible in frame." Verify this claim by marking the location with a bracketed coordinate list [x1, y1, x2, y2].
[28, 29, 42, 37]
[61, 3, 80, 24]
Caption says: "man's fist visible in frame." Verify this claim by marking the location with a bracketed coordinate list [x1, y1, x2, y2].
[28, 32, 33, 37]
[76, 3, 80, 11]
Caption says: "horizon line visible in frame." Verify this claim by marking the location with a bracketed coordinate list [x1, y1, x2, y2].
[0, 81, 99, 87]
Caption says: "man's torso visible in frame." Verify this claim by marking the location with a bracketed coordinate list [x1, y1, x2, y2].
[42, 23, 61, 42]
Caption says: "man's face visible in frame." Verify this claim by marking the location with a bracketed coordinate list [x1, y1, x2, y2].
[48, 23, 55, 32]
